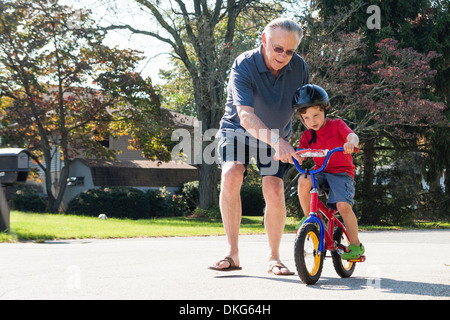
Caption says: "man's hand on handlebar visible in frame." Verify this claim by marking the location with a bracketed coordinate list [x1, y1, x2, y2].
[273, 139, 303, 164]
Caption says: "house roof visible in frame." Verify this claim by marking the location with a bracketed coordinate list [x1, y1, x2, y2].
[75, 159, 198, 188]
[169, 110, 199, 128]
[79, 159, 197, 170]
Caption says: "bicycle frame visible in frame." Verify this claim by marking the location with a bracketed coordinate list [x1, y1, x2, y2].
[293, 147, 353, 256]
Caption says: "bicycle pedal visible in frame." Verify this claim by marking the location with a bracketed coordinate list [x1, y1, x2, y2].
[348, 255, 366, 263]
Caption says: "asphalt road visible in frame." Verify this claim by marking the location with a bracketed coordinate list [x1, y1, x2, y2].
[0, 230, 449, 300]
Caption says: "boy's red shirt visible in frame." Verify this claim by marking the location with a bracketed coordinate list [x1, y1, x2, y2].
[298, 118, 356, 178]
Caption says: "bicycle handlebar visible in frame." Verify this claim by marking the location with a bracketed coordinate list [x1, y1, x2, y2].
[293, 147, 359, 175]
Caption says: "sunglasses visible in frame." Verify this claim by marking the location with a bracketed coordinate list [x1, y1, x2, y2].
[271, 42, 296, 56]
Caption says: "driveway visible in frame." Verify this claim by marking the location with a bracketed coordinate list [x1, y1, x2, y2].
[0, 230, 449, 300]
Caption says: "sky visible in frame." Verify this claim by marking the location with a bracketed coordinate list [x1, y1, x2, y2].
[61, 0, 172, 84]
[58, 0, 309, 85]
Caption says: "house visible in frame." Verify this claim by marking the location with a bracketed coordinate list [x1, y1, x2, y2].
[27, 110, 200, 211]
[63, 158, 198, 210]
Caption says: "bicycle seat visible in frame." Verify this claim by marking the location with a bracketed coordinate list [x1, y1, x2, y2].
[318, 186, 329, 198]
[318, 186, 338, 211]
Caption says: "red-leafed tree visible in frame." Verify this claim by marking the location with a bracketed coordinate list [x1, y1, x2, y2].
[357, 39, 445, 134]
[296, 32, 446, 142]
[301, 0, 450, 223]
[292, 26, 447, 222]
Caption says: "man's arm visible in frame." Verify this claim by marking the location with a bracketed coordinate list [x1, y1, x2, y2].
[237, 105, 302, 164]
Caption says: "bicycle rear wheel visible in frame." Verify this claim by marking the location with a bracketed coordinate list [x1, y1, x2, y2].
[294, 223, 324, 285]
[332, 226, 356, 278]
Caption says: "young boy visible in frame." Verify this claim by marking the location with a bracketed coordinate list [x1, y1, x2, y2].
[292, 84, 364, 260]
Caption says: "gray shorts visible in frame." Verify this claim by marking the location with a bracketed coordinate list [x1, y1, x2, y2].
[216, 133, 290, 179]
[315, 172, 355, 210]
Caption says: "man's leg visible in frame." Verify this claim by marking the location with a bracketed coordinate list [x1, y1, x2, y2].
[262, 175, 293, 275]
[211, 162, 246, 269]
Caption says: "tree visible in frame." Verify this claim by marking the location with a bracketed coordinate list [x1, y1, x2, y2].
[0, 0, 161, 212]
[102, 0, 289, 209]
[296, 0, 449, 223]
[315, 0, 449, 102]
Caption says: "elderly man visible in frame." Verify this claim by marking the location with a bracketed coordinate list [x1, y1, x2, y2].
[209, 18, 309, 275]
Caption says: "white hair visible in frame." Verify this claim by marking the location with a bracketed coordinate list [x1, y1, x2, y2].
[264, 18, 304, 43]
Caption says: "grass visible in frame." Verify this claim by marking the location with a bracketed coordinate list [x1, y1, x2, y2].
[0, 211, 299, 242]
[359, 221, 450, 230]
[0, 211, 448, 243]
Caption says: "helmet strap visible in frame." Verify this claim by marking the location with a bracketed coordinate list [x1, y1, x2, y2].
[308, 130, 317, 145]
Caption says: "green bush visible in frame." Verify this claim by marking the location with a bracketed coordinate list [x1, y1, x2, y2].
[148, 187, 190, 217]
[417, 190, 450, 221]
[181, 181, 199, 212]
[354, 161, 422, 225]
[191, 205, 221, 219]
[67, 187, 190, 219]
[241, 184, 265, 216]
[12, 189, 47, 213]
[285, 189, 302, 218]
[67, 187, 150, 219]
[180, 181, 265, 217]
[146, 190, 169, 217]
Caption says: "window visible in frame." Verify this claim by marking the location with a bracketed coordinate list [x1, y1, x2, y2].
[67, 177, 85, 187]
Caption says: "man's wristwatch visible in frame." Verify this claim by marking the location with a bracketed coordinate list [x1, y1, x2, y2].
[270, 134, 280, 146]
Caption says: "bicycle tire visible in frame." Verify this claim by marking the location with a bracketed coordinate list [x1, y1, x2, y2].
[331, 226, 356, 278]
[294, 223, 324, 285]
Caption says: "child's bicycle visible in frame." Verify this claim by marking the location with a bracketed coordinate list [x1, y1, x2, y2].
[292, 147, 366, 285]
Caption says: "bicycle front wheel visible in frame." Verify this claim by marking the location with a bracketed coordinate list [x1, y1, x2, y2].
[294, 223, 324, 285]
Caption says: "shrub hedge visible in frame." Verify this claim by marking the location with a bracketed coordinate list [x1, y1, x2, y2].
[66, 182, 266, 219]
[180, 181, 265, 217]
[12, 189, 47, 213]
[15, 179, 267, 219]
[67, 187, 189, 219]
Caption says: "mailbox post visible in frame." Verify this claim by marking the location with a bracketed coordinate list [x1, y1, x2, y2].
[0, 148, 30, 232]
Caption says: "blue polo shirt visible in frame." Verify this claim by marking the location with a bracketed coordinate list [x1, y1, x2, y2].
[218, 45, 309, 142]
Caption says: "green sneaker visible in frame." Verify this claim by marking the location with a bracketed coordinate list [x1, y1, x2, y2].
[341, 243, 365, 260]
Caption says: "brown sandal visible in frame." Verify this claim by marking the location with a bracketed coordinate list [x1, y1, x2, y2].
[268, 262, 294, 275]
[208, 257, 242, 271]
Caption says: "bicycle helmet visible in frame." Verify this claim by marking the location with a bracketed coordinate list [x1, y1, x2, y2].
[292, 84, 330, 111]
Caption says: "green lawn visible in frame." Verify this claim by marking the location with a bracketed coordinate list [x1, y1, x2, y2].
[0, 211, 298, 242]
[1, 211, 448, 243]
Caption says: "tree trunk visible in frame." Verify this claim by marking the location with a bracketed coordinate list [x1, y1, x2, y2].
[198, 162, 219, 209]
[195, 98, 223, 209]
[191, 46, 226, 208]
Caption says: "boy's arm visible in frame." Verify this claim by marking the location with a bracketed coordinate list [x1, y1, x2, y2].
[343, 133, 359, 154]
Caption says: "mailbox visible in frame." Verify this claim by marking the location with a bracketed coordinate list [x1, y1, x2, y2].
[0, 148, 30, 232]
[0, 148, 30, 186]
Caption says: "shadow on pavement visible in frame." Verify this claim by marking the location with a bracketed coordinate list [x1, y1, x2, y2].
[214, 274, 450, 298]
